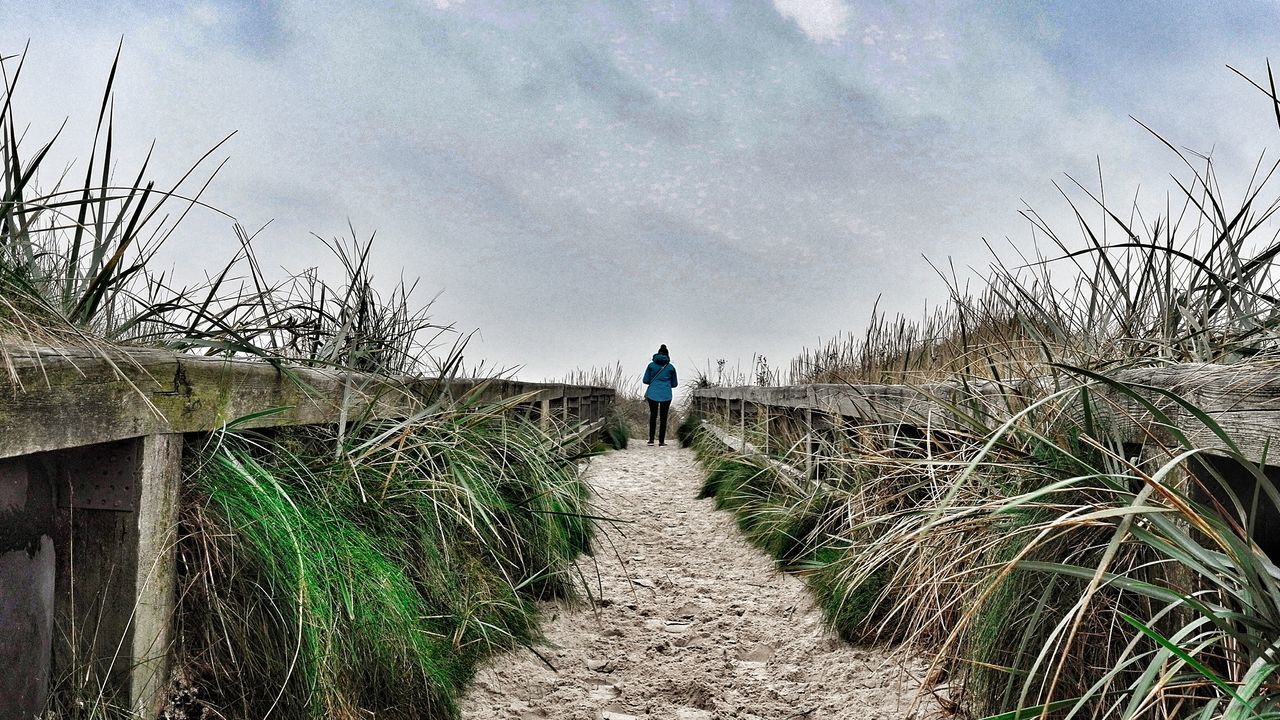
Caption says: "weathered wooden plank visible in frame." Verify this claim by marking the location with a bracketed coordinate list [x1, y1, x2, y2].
[50, 440, 141, 710]
[1100, 364, 1280, 463]
[0, 344, 614, 459]
[130, 434, 183, 718]
[697, 420, 805, 481]
[692, 363, 1280, 464]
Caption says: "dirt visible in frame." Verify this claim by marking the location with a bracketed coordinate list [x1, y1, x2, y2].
[460, 443, 941, 720]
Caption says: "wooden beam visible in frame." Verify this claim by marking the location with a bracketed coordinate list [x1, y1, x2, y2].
[0, 344, 613, 459]
[692, 363, 1280, 465]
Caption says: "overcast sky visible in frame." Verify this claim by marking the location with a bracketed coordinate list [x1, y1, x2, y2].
[3, 1, 1279, 384]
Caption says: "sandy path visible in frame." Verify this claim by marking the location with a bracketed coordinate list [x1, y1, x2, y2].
[460, 443, 937, 720]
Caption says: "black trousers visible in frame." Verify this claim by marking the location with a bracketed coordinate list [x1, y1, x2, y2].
[647, 399, 671, 443]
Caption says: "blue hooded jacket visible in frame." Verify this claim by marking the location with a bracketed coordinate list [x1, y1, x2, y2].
[642, 353, 678, 402]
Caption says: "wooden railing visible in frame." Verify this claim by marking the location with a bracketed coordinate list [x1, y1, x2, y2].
[692, 363, 1280, 467]
[690, 363, 1280, 613]
[0, 343, 614, 719]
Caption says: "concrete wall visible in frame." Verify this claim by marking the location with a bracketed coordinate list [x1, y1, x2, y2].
[0, 458, 55, 720]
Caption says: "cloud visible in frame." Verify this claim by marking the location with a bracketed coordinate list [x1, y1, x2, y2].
[771, 0, 851, 43]
[4, 0, 1280, 384]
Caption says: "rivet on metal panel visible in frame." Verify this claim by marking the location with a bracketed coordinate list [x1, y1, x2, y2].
[58, 442, 139, 512]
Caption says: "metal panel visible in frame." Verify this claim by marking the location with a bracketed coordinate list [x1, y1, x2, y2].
[0, 457, 26, 510]
[57, 442, 138, 512]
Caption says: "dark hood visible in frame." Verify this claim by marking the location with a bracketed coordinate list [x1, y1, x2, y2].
[652, 353, 669, 365]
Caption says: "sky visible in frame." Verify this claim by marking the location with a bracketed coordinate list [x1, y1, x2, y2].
[3, 1, 1279, 385]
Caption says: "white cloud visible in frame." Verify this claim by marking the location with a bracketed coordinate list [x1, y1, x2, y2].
[189, 2, 225, 29]
[772, 0, 851, 43]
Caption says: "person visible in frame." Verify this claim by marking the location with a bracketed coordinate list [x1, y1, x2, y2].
[642, 344, 678, 446]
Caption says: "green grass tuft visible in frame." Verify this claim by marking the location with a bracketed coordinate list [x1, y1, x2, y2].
[174, 405, 597, 719]
[676, 413, 702, 448]
[602, 411, 630, 450]
[801, 551, 887, 643]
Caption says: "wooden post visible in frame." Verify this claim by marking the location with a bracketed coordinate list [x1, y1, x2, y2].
[762, 405, 770, 456]
[805, 387, 816, 480]
[539, 398, 551, 430]
[130, 434, 183, 717]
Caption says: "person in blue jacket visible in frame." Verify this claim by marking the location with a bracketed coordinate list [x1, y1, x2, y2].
[642, 344, 678, 446]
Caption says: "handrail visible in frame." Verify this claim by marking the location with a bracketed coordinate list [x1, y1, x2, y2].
[0, 343, 615, 459]
[692, 362, 1280, 465]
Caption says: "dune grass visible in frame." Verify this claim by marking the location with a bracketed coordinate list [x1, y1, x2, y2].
[696, 63, 1280, 718]
[1, 46, 610, 719]
[173, 399, 598, 719]
[0, 45, 447, 377]
[691, 377, 1280, 717]
[792, 71, 1280, 388]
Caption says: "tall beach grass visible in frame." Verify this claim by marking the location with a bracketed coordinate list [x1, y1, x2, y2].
[1, 45, 447, 376]
[1, 46, 608, 719]
[173, 398, 598, 718]
[698, 62, 1280, 718]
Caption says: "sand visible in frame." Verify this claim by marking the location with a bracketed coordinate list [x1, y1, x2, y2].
[460, 442, 940, 720]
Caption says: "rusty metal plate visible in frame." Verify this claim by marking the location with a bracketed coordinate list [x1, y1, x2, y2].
[57, 442, 138, 512]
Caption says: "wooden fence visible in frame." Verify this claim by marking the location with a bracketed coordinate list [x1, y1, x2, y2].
[692, 363, 1280, 468]
[0, 343, 614, 719]
[691, 363, 1280, 556]
[690, 364, 1280, 607]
